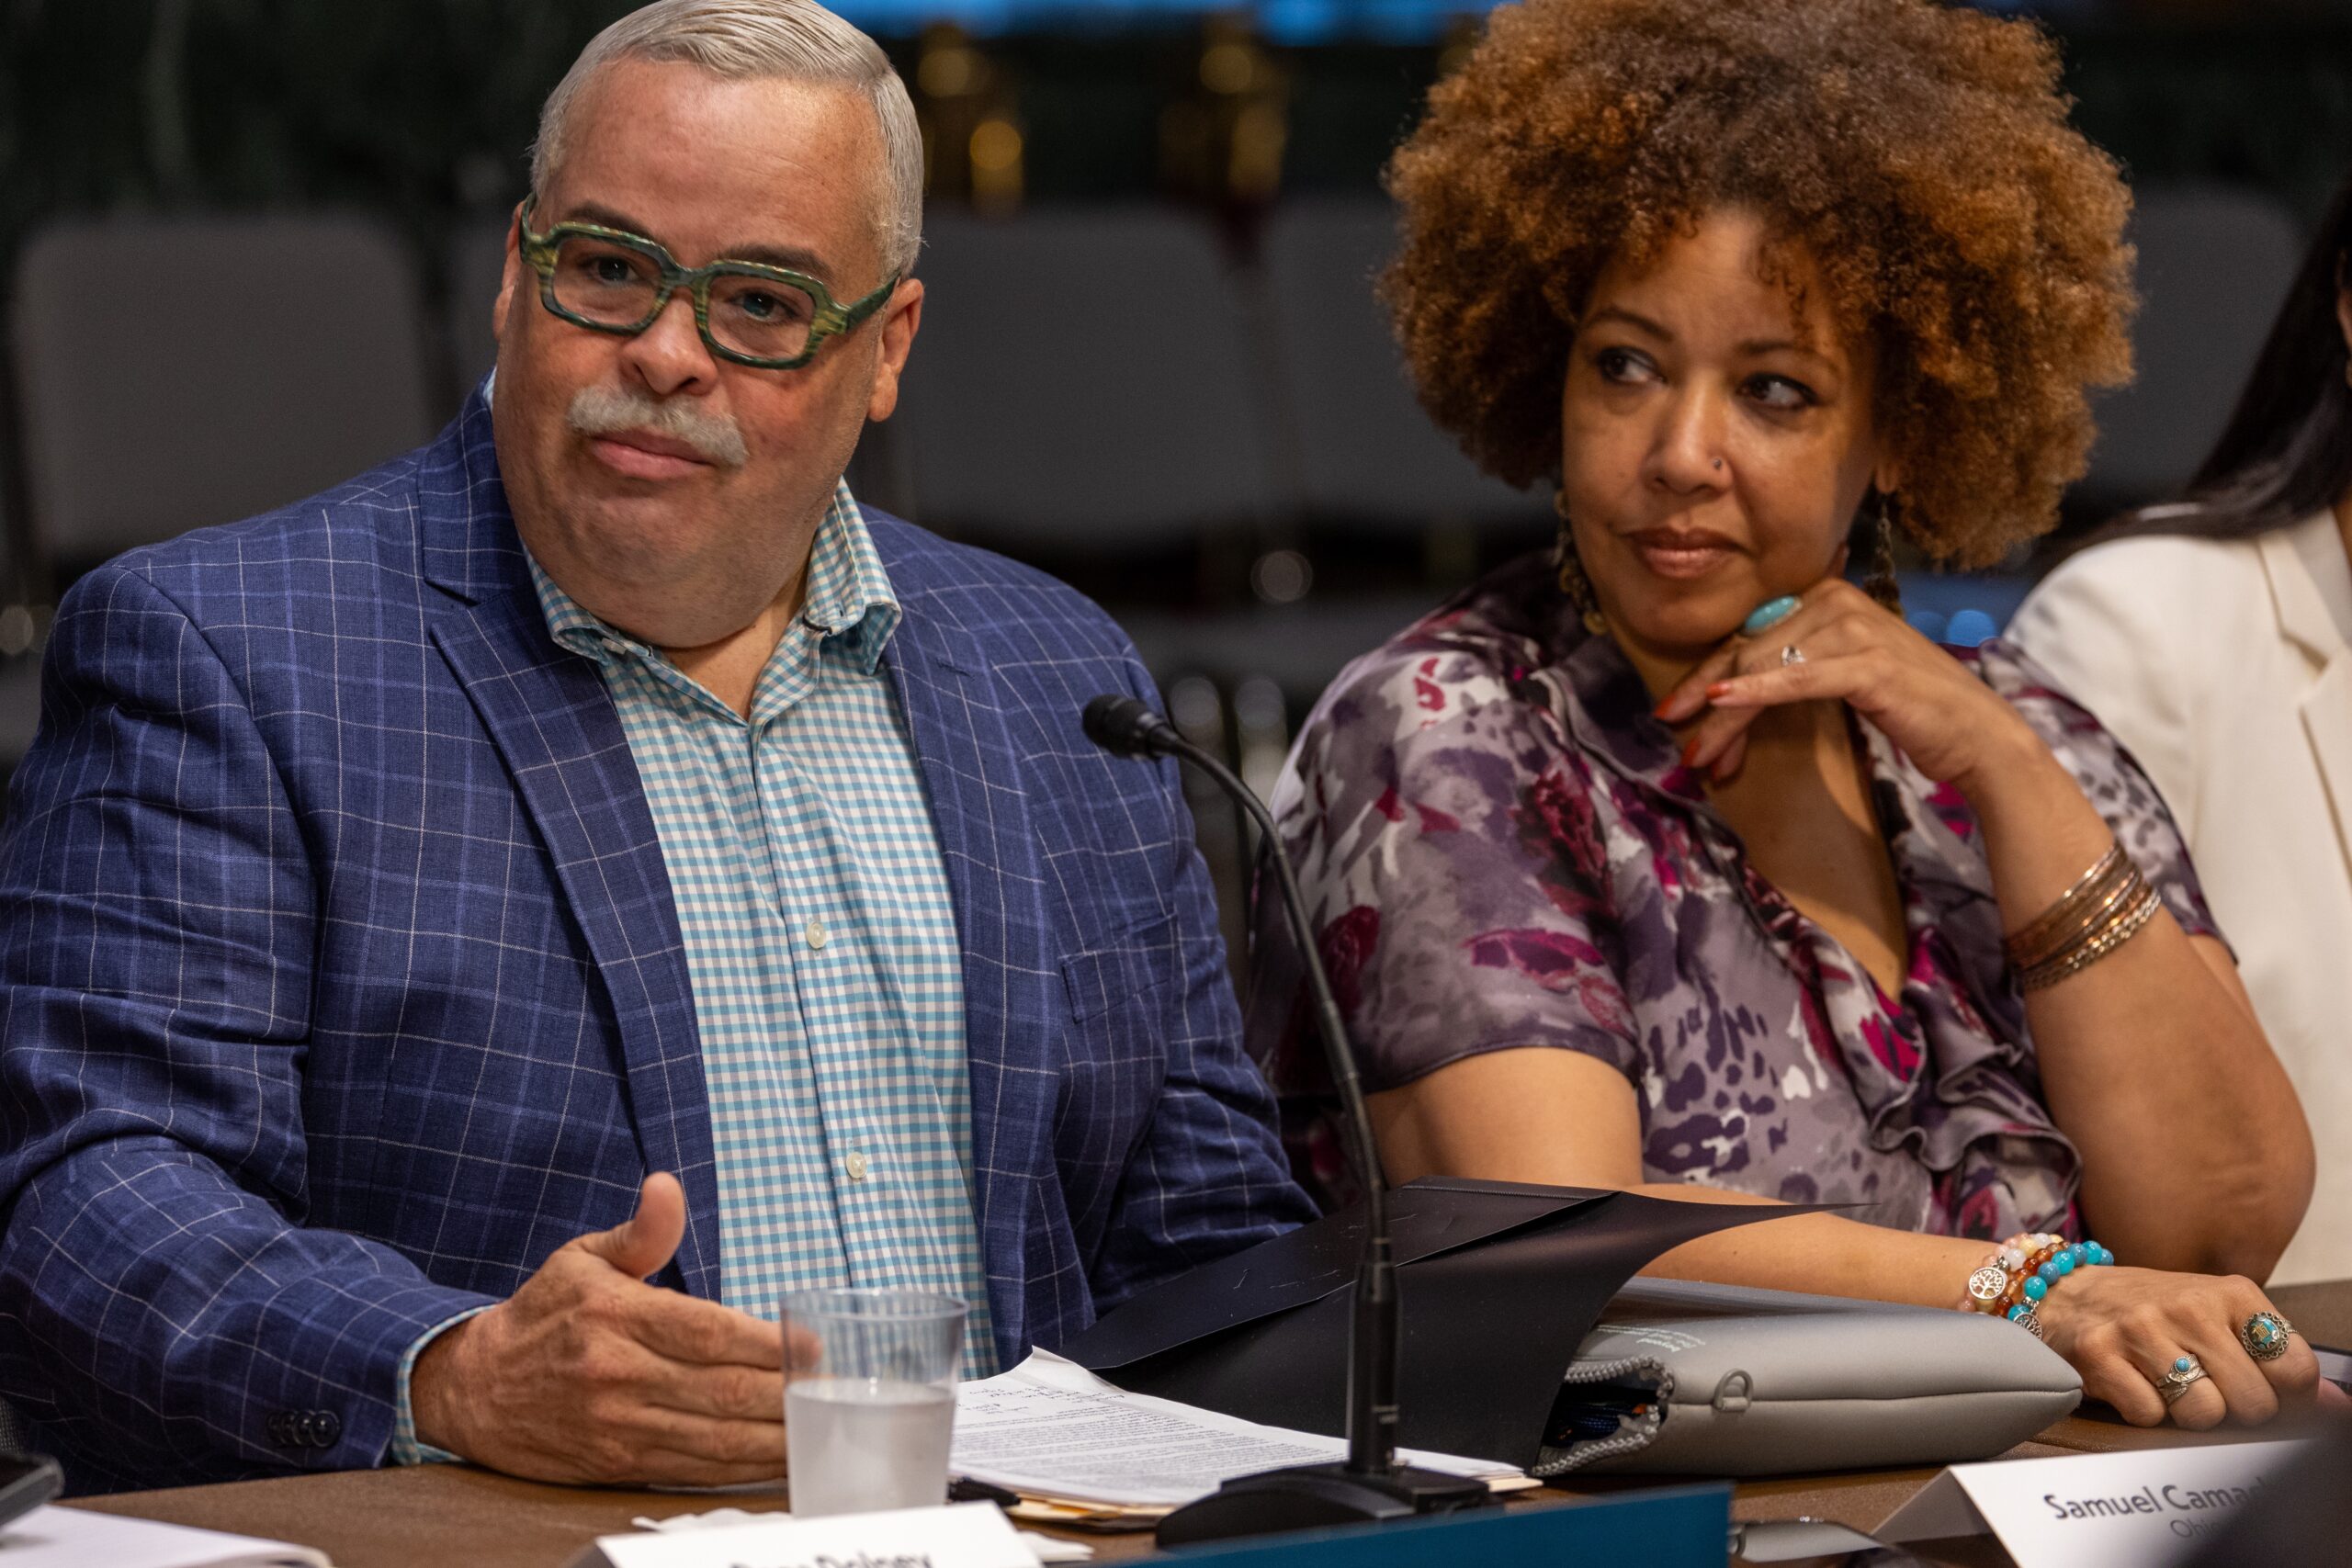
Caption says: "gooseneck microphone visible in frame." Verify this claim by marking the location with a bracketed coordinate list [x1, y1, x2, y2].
[1079, 694, 1182, 761]
[1080, 694, 1493, 1542]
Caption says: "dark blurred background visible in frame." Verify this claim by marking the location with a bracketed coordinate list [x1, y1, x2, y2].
[1, 0, 2346, 947]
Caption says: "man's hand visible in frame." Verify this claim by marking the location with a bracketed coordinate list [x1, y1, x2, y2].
[411, 1173, 809, 1484]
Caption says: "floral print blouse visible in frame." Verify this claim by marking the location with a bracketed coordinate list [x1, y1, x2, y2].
[1247, 553, 2219, 1242]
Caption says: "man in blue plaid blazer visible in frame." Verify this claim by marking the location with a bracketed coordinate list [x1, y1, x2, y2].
[0, 0, 1308, 1493]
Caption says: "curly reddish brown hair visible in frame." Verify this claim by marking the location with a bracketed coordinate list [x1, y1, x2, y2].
[1383, 0, 2135, 567]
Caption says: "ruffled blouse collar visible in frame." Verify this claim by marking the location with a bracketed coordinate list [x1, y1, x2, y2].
[1498, 564, 2081, 1236]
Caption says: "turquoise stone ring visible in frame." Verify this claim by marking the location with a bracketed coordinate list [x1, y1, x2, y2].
[1741, 596, 1801, 636]
[2241, 1312, 2294, 1362]
[2156, 1353, 2209, 1404]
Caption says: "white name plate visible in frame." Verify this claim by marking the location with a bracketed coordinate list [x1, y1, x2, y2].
[570, 1502, 1043, 1568]
[1878, 1438, 2312, 1568]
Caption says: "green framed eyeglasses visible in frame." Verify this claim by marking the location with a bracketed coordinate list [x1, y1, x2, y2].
[514, 197, 899, 370]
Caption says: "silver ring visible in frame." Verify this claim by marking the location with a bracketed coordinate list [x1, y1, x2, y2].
[2241, 1313, 2295, 1362]
[2156, 1354, 2208, 1404]
[1780, 644, 1805, 667]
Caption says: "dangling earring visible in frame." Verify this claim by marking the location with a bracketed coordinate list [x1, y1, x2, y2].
[1552, 490, 1610, 637]
[1864, 491, 1905, 615]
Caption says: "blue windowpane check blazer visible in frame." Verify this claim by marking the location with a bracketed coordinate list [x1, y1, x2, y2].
[0, 394, 1311, 1494]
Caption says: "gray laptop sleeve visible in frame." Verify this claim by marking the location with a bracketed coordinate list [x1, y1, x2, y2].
[1536, 1277, 2082, 1476]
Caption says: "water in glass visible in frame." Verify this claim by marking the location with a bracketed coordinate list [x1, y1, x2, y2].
[786, 1375, 956, 1517]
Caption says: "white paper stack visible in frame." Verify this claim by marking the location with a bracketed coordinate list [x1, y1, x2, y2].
[950, 1350, 1532, 1523]
[0, 1505, 329, 1567]
[629, 1506, 1095, 1562]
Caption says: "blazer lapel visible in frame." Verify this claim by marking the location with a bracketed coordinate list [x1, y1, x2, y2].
[878, 587, 1057, 1364]
[413, 401, 722, 1302]
[2259, 519, 2352, 880]
[2301, 660, 2352, 873]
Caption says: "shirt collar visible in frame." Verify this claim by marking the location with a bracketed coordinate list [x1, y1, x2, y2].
[526, 480, 901, 678]
[1498, 573, 1708, 807]
[798, 481, 903, 674]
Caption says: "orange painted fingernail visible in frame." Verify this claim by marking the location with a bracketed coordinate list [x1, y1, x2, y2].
[1681, 738, 1702, 767]
[1707, 681, 1735, 698]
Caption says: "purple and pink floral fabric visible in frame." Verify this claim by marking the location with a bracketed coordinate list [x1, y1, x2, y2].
[1247, 553, 2218, 1241]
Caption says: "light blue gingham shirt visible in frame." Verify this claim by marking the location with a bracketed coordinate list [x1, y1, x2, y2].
[391, 482, 996, 1461]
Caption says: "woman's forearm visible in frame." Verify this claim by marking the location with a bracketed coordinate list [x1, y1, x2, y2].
[1378, 1057, 2008, 1299]
[1624, 1184, 2337, 1434]
[1630, 1185, 1993, 1304]
[1958, 731, 2313, 1276]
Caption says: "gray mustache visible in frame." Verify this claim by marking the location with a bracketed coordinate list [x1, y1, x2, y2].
[567, 385, 749, 468]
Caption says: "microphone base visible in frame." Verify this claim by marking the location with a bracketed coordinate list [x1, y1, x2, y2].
[1152, 1461, 1498, 1546]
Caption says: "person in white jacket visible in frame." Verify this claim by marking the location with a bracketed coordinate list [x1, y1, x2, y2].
[2013, 167, 2352, 1285]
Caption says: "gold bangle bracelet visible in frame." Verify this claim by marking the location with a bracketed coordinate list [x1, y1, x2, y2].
[2017, 872, 2155, 988]
[2018, 907, 2155, 992]
[2007, 863, 2143, 972]
[2018, 879, 2164, 991]
[2004, 841, 2129, 964]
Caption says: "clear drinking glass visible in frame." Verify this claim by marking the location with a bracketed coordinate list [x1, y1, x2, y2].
[782, 1287, 968, 1517]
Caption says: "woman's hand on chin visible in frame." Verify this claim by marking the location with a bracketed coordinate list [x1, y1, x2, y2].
[2026, 1264, 2343, 1430]
[1654, 578, 2040, 794]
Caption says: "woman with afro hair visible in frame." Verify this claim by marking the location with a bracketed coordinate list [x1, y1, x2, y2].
[1251, 0, 2332, 1428]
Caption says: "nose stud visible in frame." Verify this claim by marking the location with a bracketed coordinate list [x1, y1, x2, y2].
[1713, 459, 1724, 472]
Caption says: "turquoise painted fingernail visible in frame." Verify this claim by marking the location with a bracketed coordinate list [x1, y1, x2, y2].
[1741, 596, 1800, 636]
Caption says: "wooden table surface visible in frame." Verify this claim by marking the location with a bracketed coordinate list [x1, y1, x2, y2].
[2271, 1280, 2352, 1348]
[66, 1450, 2052, 1568]
[65, 1279, 2352, 1568]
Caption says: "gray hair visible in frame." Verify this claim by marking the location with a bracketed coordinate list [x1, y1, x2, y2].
[531, 0, 922, 278]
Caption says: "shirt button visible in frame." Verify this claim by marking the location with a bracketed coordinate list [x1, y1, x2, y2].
[806, 918, 828, 951]
[845, 1152, 870, 1181]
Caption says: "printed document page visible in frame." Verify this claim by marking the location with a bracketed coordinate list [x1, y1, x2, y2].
[951, 1349, 1524, 1508]
[0, 1505, 329, 1567]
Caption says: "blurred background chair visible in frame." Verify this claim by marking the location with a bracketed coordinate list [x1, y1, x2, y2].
[2076, 183, 2307, 513]
[11, 214, 438, 581]
[0, 660, 35, 787]
[1259, 197, 1534, 537]
[896, 206, 1282, 569]
[0, 496, 42, 807]
[1130, 197, 1548, 705]
[447, 216, 514, 400]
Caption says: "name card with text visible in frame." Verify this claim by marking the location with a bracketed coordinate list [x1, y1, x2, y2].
[569, 1502, 1043, 1568]
[1878, 1438, 2312, 1568]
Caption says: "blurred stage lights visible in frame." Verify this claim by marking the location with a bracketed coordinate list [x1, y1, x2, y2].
[1251, 548, 1313, 604]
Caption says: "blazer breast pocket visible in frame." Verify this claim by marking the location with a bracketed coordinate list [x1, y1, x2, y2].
[1059, 911, 1181, 1024]
[1056, 911, 1181, 1145]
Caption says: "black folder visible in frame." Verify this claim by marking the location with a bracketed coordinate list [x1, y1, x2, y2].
[1058, 1178, 1803, 1469]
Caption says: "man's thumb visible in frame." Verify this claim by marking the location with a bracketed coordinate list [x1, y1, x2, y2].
[578, 1172, 687, 1280]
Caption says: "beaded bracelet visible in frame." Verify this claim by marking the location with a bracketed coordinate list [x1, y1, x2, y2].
[2000, 1230, 2066, 1254]
[1961, 1235, 2115, 1334]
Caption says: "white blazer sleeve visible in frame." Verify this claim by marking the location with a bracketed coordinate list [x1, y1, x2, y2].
[2007, 545, 2200, 832]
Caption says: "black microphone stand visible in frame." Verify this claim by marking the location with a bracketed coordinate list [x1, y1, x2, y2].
[1081, 696, 1497, 1544]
